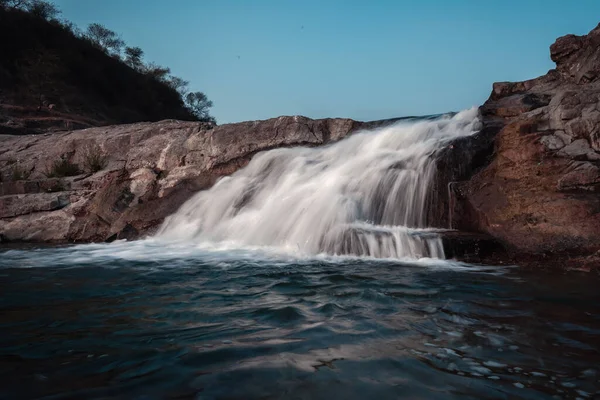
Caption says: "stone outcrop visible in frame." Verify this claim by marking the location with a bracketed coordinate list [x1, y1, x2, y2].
[448, 23, 600, 266]
[0, 116, 362, 242]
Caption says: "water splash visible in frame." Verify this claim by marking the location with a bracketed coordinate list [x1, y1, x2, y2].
[157, 108, 481, 259]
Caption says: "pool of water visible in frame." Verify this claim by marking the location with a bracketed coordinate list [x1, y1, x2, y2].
[1, 242, 599, 399]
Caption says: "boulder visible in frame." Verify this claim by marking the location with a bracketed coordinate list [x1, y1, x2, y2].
[447, 22, 600, 261]
[550, 23, 600, 84]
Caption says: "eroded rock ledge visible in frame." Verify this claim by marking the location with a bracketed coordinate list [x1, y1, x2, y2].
[0, 116, 361, 242]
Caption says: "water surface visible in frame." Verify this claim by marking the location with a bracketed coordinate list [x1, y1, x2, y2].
[1, 243, 599, 399]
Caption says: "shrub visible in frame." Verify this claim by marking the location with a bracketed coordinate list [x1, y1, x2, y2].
[185, 91, 214, 122]
[82, 144, 108, 173]
[45, 158, 80, 178]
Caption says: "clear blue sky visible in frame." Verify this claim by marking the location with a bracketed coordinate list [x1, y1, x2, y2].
[54, 0, 600, 124]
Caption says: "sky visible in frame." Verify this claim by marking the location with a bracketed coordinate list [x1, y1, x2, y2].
[54, 0, 600, 124]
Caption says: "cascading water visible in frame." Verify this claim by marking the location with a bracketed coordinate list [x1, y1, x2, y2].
[157, 108, 481, 259]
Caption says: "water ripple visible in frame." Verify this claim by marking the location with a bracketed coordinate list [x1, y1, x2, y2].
[0, 245, 598, 399]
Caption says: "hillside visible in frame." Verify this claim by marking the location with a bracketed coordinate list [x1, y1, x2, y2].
[0, 5, 199, 134]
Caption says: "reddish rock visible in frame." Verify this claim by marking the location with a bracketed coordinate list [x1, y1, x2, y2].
[550, 23, 600, 84]
[450, 22, 600, 261]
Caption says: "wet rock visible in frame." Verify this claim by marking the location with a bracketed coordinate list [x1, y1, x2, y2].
[105, 223, 139, 243]
[429, 121, 499, 229]
[440, 231, 507, 264]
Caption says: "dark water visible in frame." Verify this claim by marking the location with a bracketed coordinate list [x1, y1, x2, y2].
[1, 243, 599, 400]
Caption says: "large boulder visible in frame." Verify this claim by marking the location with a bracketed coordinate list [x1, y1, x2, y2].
[448, 22, 600, 264]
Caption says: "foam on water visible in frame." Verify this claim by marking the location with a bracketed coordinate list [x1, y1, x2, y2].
[0, 238, 505, 273]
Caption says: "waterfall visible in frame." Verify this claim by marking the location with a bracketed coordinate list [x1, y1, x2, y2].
[156, 108, 481, 259]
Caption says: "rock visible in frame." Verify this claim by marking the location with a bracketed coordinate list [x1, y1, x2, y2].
[0, 210, 74, 242]
[481, 93, 551, 118]
[440, 231, 507, 264]
[550, 23, 600, 84]
[429, 120, 499, 228]
[448, 22, 600, 260]
[557, 162, 600, 191]
[555, 130, 574, 145]
[0, 116, 362, 242]
[540, 134, 566, 151]
[0, 192, 71, 218]
[557, 139, 595, 160]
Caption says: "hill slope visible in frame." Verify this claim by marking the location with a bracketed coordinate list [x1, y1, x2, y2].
[0, 6, 197, 134]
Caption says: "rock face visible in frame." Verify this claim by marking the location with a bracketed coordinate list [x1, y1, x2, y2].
[0, 116, 361, 242]
[449, 23, 600, 261]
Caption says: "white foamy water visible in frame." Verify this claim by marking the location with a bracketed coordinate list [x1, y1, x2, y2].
[157, 108, 481, 259]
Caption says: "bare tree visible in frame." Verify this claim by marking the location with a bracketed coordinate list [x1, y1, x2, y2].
[144, 62, 171, 82]
[1, 0, 60, 20]
[0, 0, 29, 9]
[85, 23, 124, 56]
[124, 46, 144, 70]
[58, 18, 82, 36]
[185, 91, 214, 122]
[27, 0, 60, 20]
[168, 76, 189, 96]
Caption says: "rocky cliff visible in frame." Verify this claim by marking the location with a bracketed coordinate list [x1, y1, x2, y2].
[0, 117, 361, 242]
[447, 23, 600, 269]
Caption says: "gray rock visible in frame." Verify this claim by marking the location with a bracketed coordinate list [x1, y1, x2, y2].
[591, 129, 600, 152]
[560, 108, 580, 120]
[0, 192, 72, 218]
[558, 139, 594, 159]
[554, 130, 574, 145]
[0, 116, 364, 242]
[540, 134, 566, 150]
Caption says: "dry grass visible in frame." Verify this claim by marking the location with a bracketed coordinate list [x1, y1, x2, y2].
[82, 144, 108, 173]
[44, 158, 80, 178]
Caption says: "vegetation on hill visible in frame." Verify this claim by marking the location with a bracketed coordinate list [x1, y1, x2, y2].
[0, 0, 215, 133]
